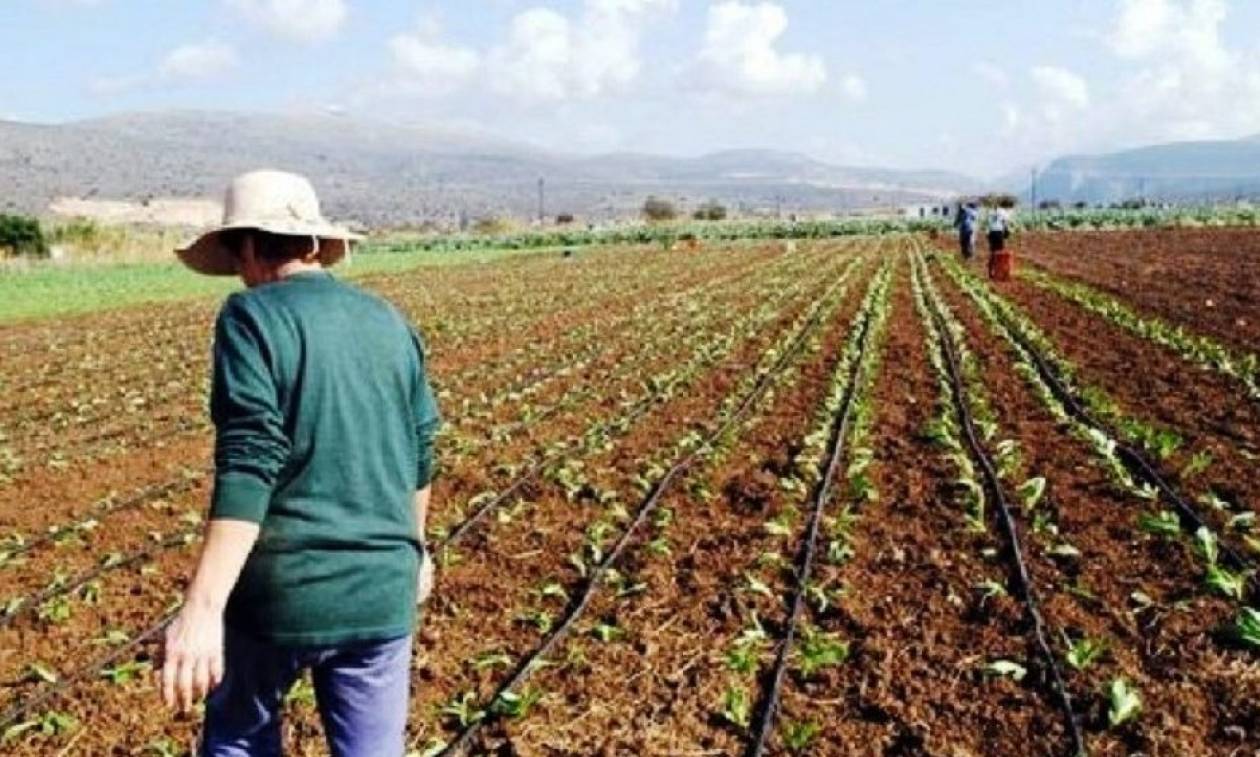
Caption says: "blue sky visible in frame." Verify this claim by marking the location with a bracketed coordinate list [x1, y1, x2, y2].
[4, 1, 1260, 177]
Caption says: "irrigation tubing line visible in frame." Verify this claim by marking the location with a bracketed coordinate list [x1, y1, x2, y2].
[0, 611, 176, 730]
[1, 473, 207, 564]
[0, 255, 857, 726]
[923, 267, 1087, 757]
[973, 276, 1255, 577]
[1, 530, 199, 630]
[439, 254, 862, 552]
[437, 258, 861, 757]
[744, 299, 877, 757]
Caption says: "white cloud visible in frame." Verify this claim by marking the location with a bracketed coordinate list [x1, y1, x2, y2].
[389, 19, 481, 96]
[382, 1, 675, 103]
[839, 74, 867, 103]
[158, 41, 239, 81]
[224, 0, 347, 44]
[1031, 65, 1089, 109]
[988, 1, 1260, 170]
[1104, 0, 1260, 143]
[90, 39, 238, 95]
[693, 2, 827, 97]
[484, 0, 676, 102]
[1110, 0, 1229, 73]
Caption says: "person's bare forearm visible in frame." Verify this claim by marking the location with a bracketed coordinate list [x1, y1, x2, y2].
[160, 518, 260, 710]
[185, 519, 261, 611]
[414, 485, 431, 541]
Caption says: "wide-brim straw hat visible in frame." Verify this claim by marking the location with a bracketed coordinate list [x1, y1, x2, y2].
[177, 169, 363, 276]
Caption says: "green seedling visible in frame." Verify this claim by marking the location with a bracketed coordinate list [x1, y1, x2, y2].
[1181, 451, 1213, 479]
[1138, 510, 1181, 538]
[2, 711, 77, 744]
[1200, 490, 1232, 512]
[782, 720, 821, 752]
[1205, 564, 1247, 600]
[440, 691, 485, 727]
[720, 685, 751, 729]
[1231, 607, 1260, 648]
[795, 627, 849, 677]
[100, 660, 151, 686]
[1107, 678, 1142, 727]
[282, 677, 316, 708]
[1065, 637, 1107, 671]
[490, 687, 543, 719]
[26, 662, 57, 684]
[1017, 477, 1046, 511]
[742, 573, 774, 599]
[470, 651, 513, 671]
[1195, 527, 1220, 564]
[591, 622, 624, 643]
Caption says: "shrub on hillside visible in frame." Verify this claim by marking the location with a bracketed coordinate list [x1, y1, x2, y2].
[693, 200, 728, 221]
[0, 214, 48, 258]
[642, 197, 678, 222]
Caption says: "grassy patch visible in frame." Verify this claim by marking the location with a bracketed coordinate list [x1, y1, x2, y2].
[0, 243, 558, 325]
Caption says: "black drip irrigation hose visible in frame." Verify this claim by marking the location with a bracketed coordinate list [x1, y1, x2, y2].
[0, 530, 197, 631]
[744, 303, 876, 757]
[984, 298, 1254, 577]
[0, 256, 863, 737]
[1, 471, 207, 564]
[924, 277, 1087, 757]
[437, 263, 858, 757]
[0, 611, 176, 730]
[440, 257, 860, 549]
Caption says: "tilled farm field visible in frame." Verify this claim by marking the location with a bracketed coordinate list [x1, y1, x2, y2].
[0, 233, 1258, 756]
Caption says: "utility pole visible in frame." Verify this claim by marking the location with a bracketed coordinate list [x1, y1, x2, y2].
[537, 177, 546, 224]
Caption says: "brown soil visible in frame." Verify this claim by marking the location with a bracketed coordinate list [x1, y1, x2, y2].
[3, 237, 1259, 756]
[933, 255, 1251, 755]
[1018, 228, 1260, 352]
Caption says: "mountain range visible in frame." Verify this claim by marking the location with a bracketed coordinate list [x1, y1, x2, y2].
[0, 111, 976, 227]
[2, 110, 1258, 227]
[1032, 135, 1260, 205]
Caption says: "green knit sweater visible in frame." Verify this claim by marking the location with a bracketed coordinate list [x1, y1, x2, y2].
[209, 270, 440, 646]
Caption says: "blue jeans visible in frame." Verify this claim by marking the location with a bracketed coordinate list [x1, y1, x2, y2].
[202, 629, 412, 757]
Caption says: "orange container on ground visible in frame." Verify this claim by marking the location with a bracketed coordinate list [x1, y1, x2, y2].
[989, 249, 1014, 281]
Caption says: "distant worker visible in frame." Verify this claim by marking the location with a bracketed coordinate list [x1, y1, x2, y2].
[954, 201, 979, 260]
[987, 204, 1014, 281]
[159, 170, 440, 755]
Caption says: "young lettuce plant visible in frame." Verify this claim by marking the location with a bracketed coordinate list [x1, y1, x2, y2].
[720, 685, 751, 729]
[1064, 637, 1108, 671]
[1107, 678, 1142, 728]
[1231, 607, 1260, 648]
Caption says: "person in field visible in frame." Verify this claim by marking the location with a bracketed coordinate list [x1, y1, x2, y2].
[159, 170, 440, 756]
[987, 204, 1012, 255]
[954, 200, 979, 260]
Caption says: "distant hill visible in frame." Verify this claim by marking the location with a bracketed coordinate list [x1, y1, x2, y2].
[0, 110, 977, 227]
[1033, 135, 1260, 205]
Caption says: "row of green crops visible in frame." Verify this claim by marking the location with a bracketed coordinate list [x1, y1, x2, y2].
[373, 217, 950, 255]
[1017, 205, 1260, 231]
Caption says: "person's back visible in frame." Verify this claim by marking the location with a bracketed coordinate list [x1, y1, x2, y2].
[213, 271, 432, 644]
[159, 170, 440, 757]
[988, 207, 1010, 235]
[956, 203, 979, 259]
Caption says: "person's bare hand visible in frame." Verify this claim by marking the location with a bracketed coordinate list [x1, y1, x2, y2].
[159, 604, 224, 712]
[417, 551, 435, 606]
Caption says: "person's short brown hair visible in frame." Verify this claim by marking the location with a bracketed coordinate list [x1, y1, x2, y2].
[222, 229, 319, 263]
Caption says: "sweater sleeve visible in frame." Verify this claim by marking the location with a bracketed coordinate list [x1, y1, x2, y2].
[411, 328, 441, 489]
[209, 295, 291, 523]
